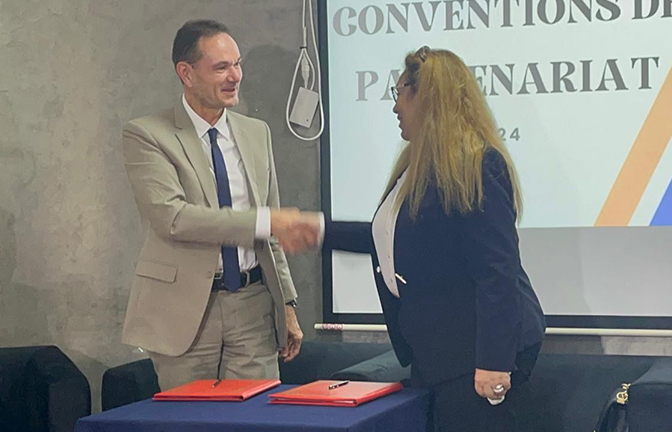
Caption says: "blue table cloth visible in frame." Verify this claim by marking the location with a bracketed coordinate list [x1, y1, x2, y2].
[75, 384, 429, 432]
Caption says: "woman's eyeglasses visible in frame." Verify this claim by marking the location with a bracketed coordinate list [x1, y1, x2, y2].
[390, 82, 412, 102]
[390, 46, 429, 101]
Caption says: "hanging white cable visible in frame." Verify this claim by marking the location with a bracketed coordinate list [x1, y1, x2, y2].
[285, 0, 324, 142]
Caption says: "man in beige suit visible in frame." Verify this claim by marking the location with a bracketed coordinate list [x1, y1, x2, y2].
[121, 20, 309, 390]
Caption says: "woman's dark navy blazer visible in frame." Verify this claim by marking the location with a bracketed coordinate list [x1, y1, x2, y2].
[324, 150, 546, 386]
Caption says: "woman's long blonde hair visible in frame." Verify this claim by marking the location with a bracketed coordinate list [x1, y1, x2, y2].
[385, 47, 522, 218]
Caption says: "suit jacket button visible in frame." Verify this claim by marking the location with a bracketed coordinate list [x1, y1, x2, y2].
[376, 266, 381, 273]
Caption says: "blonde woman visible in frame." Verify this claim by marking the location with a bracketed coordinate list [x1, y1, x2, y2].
[305, 47, 546, 431]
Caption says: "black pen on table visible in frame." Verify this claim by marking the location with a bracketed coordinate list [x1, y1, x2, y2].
[211, 379, 222, 388]
[328, 380, 349, 390]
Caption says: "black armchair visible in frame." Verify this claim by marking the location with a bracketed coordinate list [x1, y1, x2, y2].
[0, 345, 91, 432]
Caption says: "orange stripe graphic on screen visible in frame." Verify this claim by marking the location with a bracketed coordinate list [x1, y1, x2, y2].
[595, 66, 672, 227]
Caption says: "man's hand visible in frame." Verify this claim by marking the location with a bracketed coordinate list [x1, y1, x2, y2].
[290, 211, 322, 249]
[474, 368, 511, 400]
[279, 305, 303, 362]
[270, 209, 321, 254]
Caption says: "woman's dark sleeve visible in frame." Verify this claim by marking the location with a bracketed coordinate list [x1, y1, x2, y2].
[462, 151, 523, 372]
[323, 220, 375, 254]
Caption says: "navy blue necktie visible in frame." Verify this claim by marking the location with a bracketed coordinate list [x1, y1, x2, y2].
[207, 128, 241, 291]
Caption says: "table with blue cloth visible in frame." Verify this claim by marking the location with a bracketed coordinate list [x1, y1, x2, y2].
[75, 384, 429, 432]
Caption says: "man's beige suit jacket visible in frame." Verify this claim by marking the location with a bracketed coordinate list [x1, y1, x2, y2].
[121, 103, 297, 356]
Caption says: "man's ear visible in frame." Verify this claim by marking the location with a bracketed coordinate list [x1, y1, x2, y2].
[176, 62, 192, 87]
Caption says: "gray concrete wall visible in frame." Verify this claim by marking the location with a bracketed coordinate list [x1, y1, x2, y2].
[0, 0, 668, 416]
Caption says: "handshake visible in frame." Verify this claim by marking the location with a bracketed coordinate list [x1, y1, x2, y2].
[270, 209, 322, 254]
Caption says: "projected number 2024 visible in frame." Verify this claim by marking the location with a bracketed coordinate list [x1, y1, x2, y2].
[498, 127, 521, 142]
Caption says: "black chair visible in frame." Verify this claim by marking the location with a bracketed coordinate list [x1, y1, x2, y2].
[332, 349, 410, 383]
[279, 340, 392, 384]
[0, 345, 91, 432]
[100, 357, 158, 412]
[517, 353, 660, 432]
[101, 340, 393, 411]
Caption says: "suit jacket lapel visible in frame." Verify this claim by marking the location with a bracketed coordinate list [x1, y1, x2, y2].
[173, 104, 219, 208]
[228, 112, 261, 206]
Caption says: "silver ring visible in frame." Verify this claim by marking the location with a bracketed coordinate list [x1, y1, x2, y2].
[493, 384, 505, 393]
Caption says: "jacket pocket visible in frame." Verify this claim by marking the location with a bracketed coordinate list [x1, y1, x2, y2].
[135, 260, 177, 283]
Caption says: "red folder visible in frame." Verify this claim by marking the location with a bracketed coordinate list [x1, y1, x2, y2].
[268, 380, 403, 407]
[153, 379, 281, 401]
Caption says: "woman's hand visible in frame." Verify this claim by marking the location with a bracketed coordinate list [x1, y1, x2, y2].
[474, 368, 511, 400]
